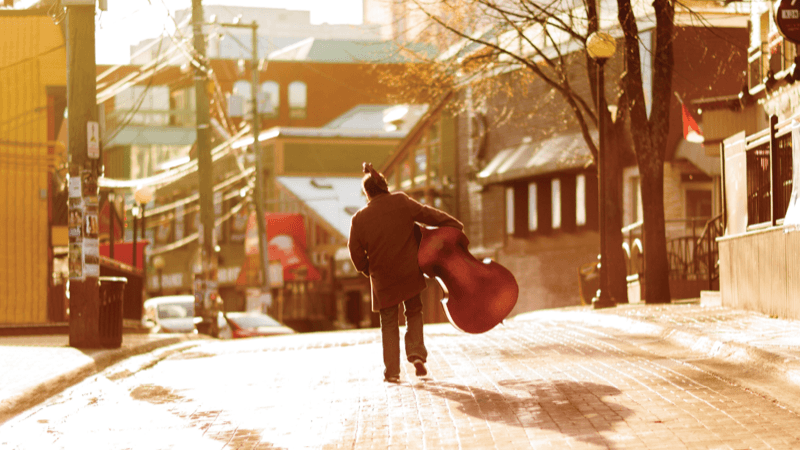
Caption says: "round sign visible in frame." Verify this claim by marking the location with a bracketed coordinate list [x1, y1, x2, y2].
[776, 0, 800, 45]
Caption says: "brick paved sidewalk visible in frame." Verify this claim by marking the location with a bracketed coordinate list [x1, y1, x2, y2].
[518, 303, 800, 366]
[5, 304, 800, 449]
[0, 332, 205, 424]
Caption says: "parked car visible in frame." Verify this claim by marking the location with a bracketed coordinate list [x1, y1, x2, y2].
[142, 295, 229, 337]
[223, 312, 295, 339]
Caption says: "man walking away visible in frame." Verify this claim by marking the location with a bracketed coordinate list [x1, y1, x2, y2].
[348, 162, 463, 383]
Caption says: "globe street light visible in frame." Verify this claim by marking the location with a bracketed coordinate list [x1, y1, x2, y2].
[586, 31, 617, 309]
[132, 186, 154, 270]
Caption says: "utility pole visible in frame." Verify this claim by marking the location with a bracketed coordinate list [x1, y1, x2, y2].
[192, 0, 220, 336]
[65, 1, 102, 347]
[218, 19, 271, 307]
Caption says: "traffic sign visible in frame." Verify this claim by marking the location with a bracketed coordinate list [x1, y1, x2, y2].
[87, 121, 100, 159]
[777, 0, 800, 45]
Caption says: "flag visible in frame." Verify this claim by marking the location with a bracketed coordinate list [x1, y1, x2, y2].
[681, 102, 704, 144]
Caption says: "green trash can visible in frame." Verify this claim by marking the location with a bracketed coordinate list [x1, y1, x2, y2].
[98, 276, 127, 348]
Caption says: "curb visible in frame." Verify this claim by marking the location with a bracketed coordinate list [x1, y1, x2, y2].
[0, 334, 207, 425]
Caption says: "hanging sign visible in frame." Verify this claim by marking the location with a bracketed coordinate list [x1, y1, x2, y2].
[776, 0, 800, 44]
[87, 121, 100, 159]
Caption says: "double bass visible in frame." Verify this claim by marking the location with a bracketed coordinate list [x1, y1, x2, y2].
[415, 225, 518, 334]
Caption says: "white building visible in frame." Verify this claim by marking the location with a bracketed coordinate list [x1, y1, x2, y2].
[131, 5, 383, 65]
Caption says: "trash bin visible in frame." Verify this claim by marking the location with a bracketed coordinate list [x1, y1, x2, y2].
[98, 276, 127, 348]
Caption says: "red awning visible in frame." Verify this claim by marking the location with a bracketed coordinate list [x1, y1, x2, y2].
[99, 241, 149, 271]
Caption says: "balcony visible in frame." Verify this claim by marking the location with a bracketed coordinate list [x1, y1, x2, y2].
[747, 36, 799, 92]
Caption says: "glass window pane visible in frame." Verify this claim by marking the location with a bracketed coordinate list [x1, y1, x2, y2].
[528, 183, 538, 231]
[576, 175, 586, 226]
[289, 81, 307, 119]
[414, 146, 427, 187]
[260, 81, 279, 117]
[400, 159, 412, 190]
[506, 187, 515, 234]
[551, 178, 561, 229]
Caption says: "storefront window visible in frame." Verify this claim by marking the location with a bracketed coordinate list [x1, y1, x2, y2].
[414, 145, 427, 187]
[400, 158, 412, 190]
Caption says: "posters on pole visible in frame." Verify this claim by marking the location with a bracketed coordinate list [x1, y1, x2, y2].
[68, 199, 83, 238]
[84, 204, 99, 239]
[68, 242, 83, 280]
[68, 176, 81, 199]
[83, 239, 99, 278]
[82, 169, 98, 206]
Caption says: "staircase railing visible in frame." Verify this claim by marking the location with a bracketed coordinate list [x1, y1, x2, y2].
[695, 213, 723, 290]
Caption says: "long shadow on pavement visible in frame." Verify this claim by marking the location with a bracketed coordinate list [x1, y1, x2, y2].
[414, 379, 635, 448]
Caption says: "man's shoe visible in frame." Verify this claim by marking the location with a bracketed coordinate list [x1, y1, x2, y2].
[384, 375, 400, 383]
[411, 359, 427, 377]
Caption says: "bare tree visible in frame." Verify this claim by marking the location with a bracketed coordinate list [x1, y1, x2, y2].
[379, 0, 634, 302]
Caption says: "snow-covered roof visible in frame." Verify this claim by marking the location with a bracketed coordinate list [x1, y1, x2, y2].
[275, 176, 366, 238]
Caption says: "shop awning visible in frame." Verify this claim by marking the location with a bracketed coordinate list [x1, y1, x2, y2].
[477, 130, 596, 185]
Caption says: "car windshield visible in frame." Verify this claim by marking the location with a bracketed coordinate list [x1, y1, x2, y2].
[230, 315, 281, 328]
[157, 302, 193, 319]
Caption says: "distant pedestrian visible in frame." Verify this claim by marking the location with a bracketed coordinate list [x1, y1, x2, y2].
[348, 162, 464, 383]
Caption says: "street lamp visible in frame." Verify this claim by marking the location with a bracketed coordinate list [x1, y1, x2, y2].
[587, 31, 617, 309]
[133, 186, 154, 270]
[153, 255, 166, 296]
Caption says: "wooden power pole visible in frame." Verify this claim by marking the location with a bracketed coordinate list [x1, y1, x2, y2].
[192, 0, 220, 336]
[65, 1, 102, 347]
[217, 19, 271, 306]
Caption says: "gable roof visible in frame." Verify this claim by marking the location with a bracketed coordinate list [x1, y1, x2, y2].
[477, 130, 596, 184]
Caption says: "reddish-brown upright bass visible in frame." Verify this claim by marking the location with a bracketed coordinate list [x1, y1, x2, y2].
[416, 225, 518, 334]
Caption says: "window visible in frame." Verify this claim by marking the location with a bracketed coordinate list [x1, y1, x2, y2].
[233, 80, 252, 98]
[414, 146, 427, 187]
[400, 158, 412, 190]
[260, 81, 279, 118]
[288, 81, 307, 119]
[233, 80, 253, 116]
[551, 178, 562, 229]
[114, 86, 169, 126]
[686, 189, 712, 220]
[576, 174, 587, 226]
[506, 187, 515, 234]
[528, 183, 538, 231]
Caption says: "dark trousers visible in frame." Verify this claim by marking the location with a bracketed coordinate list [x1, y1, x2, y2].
[379, 293, 428, 379]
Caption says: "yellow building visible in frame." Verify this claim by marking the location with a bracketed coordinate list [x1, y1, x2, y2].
[0, 9, 67, 324]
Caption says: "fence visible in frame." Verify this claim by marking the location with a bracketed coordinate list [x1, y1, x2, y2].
[744, 116, 795, 227]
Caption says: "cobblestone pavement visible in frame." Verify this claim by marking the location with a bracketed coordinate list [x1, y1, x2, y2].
[4, 314, 800, 449]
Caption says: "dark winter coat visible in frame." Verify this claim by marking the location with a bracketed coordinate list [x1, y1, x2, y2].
[348, 191, 463, 312]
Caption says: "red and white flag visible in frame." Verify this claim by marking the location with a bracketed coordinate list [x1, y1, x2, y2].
[681, 102, 704, 144]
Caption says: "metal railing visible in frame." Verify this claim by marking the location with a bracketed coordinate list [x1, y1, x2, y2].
[621, 215, 722, 286]
[745, 116, 795, 227]
[746, 140, 771, 225]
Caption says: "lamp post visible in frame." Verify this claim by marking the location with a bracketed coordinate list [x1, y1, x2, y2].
[153, 255, 166, 296]
[586, 31, 617, 309]
[133, 186, 154, 270]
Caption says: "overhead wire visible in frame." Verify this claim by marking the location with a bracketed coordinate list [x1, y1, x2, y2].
[101, 28, 168, 147]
